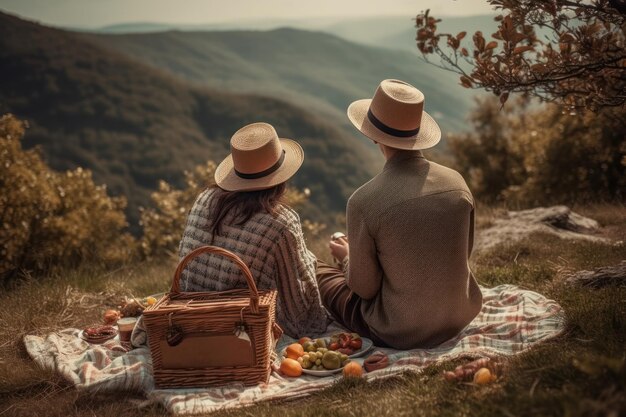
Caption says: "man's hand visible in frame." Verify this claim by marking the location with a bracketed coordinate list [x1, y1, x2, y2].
[329, 235, 349, 263]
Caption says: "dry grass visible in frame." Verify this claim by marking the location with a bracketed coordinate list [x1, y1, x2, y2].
[0, 261, 175, 416]
[1, 204, 625, 416]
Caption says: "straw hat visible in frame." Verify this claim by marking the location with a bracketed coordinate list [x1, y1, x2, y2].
[347, 79, 441, 150]
[214, 122, 304, 191]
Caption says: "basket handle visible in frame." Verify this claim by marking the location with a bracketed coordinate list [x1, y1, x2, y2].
[171, 246, 259, 313]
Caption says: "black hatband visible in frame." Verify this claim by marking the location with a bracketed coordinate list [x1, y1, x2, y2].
[234, 150, 286, 179]
[367, 109, 420, 137]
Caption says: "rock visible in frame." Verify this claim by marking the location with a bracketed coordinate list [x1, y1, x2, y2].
[565, 261, 626, 288]
[475, 206, 611, 253]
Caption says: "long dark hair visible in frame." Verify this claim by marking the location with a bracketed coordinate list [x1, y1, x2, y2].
[207, 182, 287, 237]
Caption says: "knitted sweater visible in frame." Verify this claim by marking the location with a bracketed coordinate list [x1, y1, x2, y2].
[344, 151, 483, 349]
[178, 188, 330, 338]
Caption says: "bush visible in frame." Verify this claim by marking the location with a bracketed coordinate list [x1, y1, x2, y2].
[0, 114, 135, 280]
[138, 161, 217, 258]
[449, 98, 626, 205]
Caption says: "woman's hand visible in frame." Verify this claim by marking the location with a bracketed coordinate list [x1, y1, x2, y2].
[329, 236, 349, 263]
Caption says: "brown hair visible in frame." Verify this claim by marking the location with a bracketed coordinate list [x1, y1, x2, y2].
[207, 182, 287, 237]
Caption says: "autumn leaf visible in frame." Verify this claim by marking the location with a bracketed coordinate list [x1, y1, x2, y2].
[513, 46, 534, 54]
[473, 31, 486, 50]
[486, 41, 498, 50]
[414, 1, 626, 109]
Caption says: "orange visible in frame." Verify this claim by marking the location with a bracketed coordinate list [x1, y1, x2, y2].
[473, 367, 493, 384]
[280, 358, 302, 377]
[103, 309, 120, 325]
[342, 361, 363, 378]
[285, 343, 305, 360]
[298, 337, 312, 346]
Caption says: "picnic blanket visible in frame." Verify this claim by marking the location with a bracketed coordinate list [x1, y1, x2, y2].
[24, 284, 565, 415]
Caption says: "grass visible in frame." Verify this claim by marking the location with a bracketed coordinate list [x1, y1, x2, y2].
[1, 204, 625, 416]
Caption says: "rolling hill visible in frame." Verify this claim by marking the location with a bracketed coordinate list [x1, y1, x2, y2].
[320, 15, 499, 51]
[92, 14, 499, 53]
[84, 27, 475, 136]
[0, 12, 379, 229]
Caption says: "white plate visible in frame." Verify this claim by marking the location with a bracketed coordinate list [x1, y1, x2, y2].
[299, 357, 366, 377]
[301, 366, 343, 377]
[280, 337, 374, 359]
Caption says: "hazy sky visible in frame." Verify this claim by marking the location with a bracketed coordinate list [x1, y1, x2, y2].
[0, 0, 496, 28]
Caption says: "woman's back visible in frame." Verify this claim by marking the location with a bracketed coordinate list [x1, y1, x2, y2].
[179, 187, 329, 337]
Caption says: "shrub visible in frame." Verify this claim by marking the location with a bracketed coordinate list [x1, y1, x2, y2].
[449, 98, 626, 205]
[0, 114, 135, 280]
[447, 97, 528, 200]
[139, 161, 217, 258]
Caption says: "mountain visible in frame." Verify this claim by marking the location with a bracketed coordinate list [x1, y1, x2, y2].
[91, 14, 498, 53]
[0, 12, 379, 229]
[94, 17, 339, 34]
[320, 15, 499, 51]
[85, 27, 475, 136]
[92, 15, 498, 47]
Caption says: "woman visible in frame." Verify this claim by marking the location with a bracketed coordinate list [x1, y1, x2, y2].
[176, 122, 329, 338]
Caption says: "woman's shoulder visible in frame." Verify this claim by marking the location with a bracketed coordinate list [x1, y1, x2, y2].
[187, 187, 215, 210]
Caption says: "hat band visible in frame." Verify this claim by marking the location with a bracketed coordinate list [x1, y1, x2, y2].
[234, 150, 286, 180]
[367, 109, 420, 138]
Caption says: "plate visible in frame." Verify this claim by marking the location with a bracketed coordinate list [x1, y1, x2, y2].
[79, 329, 117, 344]
[301, 366, 343, 377]
[299, 357, 366, 377]
[280, 337, 374, 359]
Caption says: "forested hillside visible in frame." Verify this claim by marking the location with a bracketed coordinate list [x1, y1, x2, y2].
[0, 12, 379, 228]
[86, 27, 473, 134]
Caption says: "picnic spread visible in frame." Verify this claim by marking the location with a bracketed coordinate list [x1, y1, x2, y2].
[24, 283, 566, 415]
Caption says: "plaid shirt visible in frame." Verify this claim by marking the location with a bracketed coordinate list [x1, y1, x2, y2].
[178, 188, 329, 338]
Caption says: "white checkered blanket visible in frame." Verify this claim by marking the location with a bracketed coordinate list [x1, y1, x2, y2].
[24, 285, 565, 415]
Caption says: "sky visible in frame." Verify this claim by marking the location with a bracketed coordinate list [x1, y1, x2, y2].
[0, 0, 496, 28]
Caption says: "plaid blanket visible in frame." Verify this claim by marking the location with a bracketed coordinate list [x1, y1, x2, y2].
[24, 285, 565, 415]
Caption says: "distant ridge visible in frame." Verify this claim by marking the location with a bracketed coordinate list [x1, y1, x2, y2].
[97, 22, 183, 33]
[87, 25, 476, 136]
[91, 14, 497, 53]
[320, 15, 498, 51]
[0, 12, 379, 228]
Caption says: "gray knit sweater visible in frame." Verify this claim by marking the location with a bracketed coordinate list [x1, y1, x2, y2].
[344, 151, 483, 349]
[177, 188, 330, 338]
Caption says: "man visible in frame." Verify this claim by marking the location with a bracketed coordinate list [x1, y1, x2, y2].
[317, 79, 483, 350]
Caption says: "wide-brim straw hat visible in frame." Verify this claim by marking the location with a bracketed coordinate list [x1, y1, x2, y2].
[215, 122, 303, 192]
[347, 79, 441, 150]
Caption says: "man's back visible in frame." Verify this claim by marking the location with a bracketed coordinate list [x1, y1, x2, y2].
[345, 150, 482, 349]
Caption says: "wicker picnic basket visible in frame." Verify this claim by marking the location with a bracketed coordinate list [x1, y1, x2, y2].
[143, 245, 282, 388]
